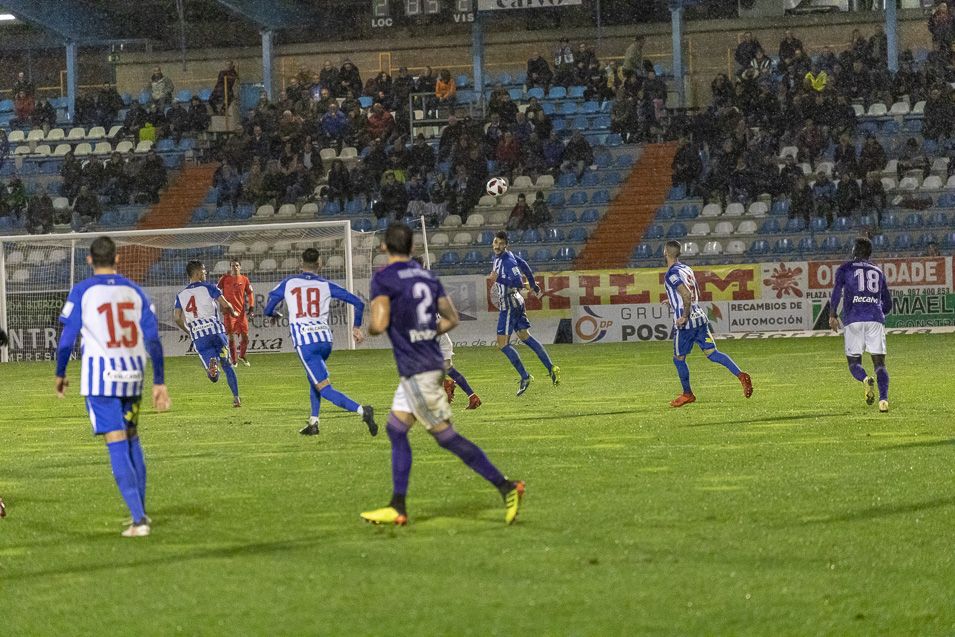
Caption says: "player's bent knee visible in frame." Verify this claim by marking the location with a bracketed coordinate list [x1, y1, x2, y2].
[103, 430, 128, 443]
[314, 379, 331, 391]
[846, 355, 862, 366]
[673, 355, 686, 362]
[871, 354, 886, 367]
[429, 421, 452, 437]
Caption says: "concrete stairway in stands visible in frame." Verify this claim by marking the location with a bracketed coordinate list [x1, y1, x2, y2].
[575, 142, 677, 270]
[119, 162, 218, 282]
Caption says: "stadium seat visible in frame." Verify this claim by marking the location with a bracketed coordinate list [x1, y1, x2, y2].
[452, 231, 473, 245]
[512, 175, 533, 190]
[247, 241, 269, 256]
[114, 141, 134, 154]
[439, 251, 461, 266]
[547, 192, 565, 206]
[714, 221, 735, 235]
[936, 193, 955, 208]
[881, 212, 900, 229]
[567, 191, 588, 206]
[872, 234, 889, 249]
[567, 85, 585, 99]
[605, 133, 623, 147]
[557, 210, 577, 224]
[702, 240, 723, 256]
[867, 103, 888, 116]
[748, 201, 769, 217]
[667, 185, 686, 201]
[526, 87, 545, 100]
[465, 213, 485, 227]
[463, 249, 485, 265]
[443, 214, 462, 228]
[535, 174, 555, 188]
[898, 176, 920, 191]
[602, 171, 622, 186]
[699, 203, 721, 218]
[478, 195, 498, 207]
[735, 220, 756, 235]
[532, 247, 553, 262]
[615, 154, 635, 168]
[580, 209, 599, 223]
[579, 171, 600, 187]
[928, 211, 948, 227]
[723, 202, 745, 217]
[859, 213, 877, 228]
[681, 241, 700, 257]
[770, 199, 791, 216]
[135, 140, 153, 153]
[254, 204, 275, 218]
[633, 244, 652, 260]
[235, 204, 254, 220]
[688, 222, 710, 237]
[322, 201, 341, 215]
[590, 190, 610, 205]
[487, 211, 507, 226]
[678, 205, 699, 219]
[903, 213, 924, 229]
[358, 96, 374, 109]
[555, 246, 576, 261]
[798, 237, 816, 253]
[666, 223, 687, 239]
[893, 233, 913, 250]
[772, 238, 795, 254]
[547, 86, 567, 99]
[758, 218, 781, 234]
[67, 127, 85, 140]
[73, 143, 92, 157]
[820, 236, 842, 252]
[810, 217, 827, 232]
[645, 224, 664, 240]
[833, 216, 854, 231]
[557, 172, 577, 188]
[567, 226, 587, 242]
[656, 205, 675, 220]
[725, 240, 746, 255]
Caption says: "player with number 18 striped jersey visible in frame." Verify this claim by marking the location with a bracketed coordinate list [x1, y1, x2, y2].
[264, 248, 378, 437]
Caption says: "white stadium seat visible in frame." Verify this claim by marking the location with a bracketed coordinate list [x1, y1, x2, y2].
[725, 240, 747, 255]
[430, 232, 450, 246]
[257, 258, 277, 273]
[703, 240, 723, 256]
[681, 241, 700, 257]
[748, 201, 768, 217]
[700, 203, 722, 218]
[280, 256, 299, 270]
[723, 202, 745, 217]
[921, 175, 943, 191]
[46, 128, 65, 142]
[465, 213, 485, 227]
[452, 231, 472, 245]
[67, 127, 86, 140]
[27, 129, 45, 142]
[478, 195, 497, 207]
[442, 214, 462, 228]
[688, 222, 710, 237]
[714, 221, 735, 235]
[247, 241, 269, 256]
[736, 220, 758, 235]
[276, 203, 297, 217]
[299, 202, 319, 216]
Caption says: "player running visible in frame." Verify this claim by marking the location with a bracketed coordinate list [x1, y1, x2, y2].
[489, 231, 559, 396]
[174, 260, 242, 408]
[663, 240, 753, 407]
[217, 258, 254, 366]
[264, 247, 378, 437]
[440, 333, 482, 410]
[828, 237, 893, 412]
[361, 223, 524, 526]
[54, 236, 170, 537]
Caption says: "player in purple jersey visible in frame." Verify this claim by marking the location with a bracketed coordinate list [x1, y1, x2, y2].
[663, 241, 753, 407]
[360, 224, 525, 526]
[54, 236, 170, 537]
[829, 237, 893, 412]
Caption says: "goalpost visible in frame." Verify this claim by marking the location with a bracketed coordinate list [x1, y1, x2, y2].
[0, 220, 377, 363]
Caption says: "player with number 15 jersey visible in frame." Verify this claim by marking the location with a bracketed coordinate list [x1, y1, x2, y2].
[264, 248, 378, 437]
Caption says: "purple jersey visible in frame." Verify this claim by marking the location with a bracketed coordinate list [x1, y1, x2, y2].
[830, 259, 893, 325]
[370, 259, 446, 378]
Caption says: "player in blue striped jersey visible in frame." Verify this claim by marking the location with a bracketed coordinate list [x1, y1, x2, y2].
[490, 231, 560, 396]
[55, 236, 170, 537]
[174, 260, 242, 407]
[663, 240, 753, 407]
[264, 247, 378, 437]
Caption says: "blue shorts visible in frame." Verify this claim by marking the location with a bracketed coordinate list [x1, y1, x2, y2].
[194, 334, 230, 372]
[296, 342, 333, 385]
[85, 395, 141, 435]
[497, 303, 532, 336]
[673, 323, 717, 357]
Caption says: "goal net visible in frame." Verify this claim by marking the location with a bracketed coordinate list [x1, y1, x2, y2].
[0, 220, 377, 363]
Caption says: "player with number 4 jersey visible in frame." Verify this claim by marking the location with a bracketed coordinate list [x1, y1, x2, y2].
[264, 248, 378, 437]
[55, 236, 170, 538]
[829, 237, 893, 412]
[174, 260, 242, 407]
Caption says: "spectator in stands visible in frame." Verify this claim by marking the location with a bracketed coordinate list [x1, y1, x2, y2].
[366, 103, 396, 142]
[327, 159, 351, 209]
[166, 100, 189, 142]
[416, 66, 437, 97]
[554, 37, 575, 86]
[425, 171, 451, 226]
[562, 130, 593, 181]
[319, 61, 339, 92]
[930, 3, 954, 47]
[811, 170, 836, 227]
[320, 102, 350, 148]
[375, 170, 409, 220]
[150, 67, 174, 107]
[897, 137, 929, 178]
[861, 171, 887, 227]
[434, 69, 457, 113]
[139, 150, 168, 203]
[391, 66, 415, 111]
[366, 71, 392, 102]
[530, 191, 552, 230]
[734, 32, 762, 73]
[123, 101, 147, 139]
[408, 133, 436, 175]
[859, 134, 887, 175]
[496, 131, 521, 180]
[622, 35, 649, 77]
[187, 95, 210, 133]
[211, 60, 239, 114]
[506, 193, 530, 230]
[215, 162, 243, 211]
[778, 30, 803, 67]
[338, 60, 363, 98]
[72, 185, 101, 230]
[543, 130, 565, 173]
[30, 97, 56, 132]
[925, 241, 940, 257]
[672, 137, 702, 196]
[527, 51, 553, 90]
[835, 168, 860, 219]
[833, 134, 858, 178]
[12, 91, 34, 128]
[247, 124, 272, 161]
[25, 187, 54, 235]
[803, 62, 828, 93]
[710, 74, 735, 109]
[243, 159, 265, 204]
[96, 82, 124, 128]
[102, 152, 130, 205]
[13, 71, 34, 97]
[790, 175, 813, 225]
[796, 119, 825, 163]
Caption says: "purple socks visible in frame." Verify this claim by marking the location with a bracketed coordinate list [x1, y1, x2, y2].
[433, 426, 506, 486]
[387, 414, 412, 497]
[875, 366, 889, 401]
[848, 362, 869, 383]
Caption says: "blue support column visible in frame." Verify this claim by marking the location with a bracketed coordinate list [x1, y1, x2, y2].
[65, 41, 78, 122]
[261, 29, 274, 101]
[472, 12, 485, 107]
[670, 3, 685, 107]
[885, 0, 898, 73]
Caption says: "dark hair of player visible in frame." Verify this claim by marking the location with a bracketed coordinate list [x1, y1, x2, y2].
[664, 240, 682, 258]
[852, 237, 873, 260]
[302, 248, 320, 265]
[186, 260, 204, 278]
[495, 230, 509, 244]
[412, 256, 425, 267]
[384, 223, 413, 256]
[89, 236, 117, 267]
[229, 257, 241, 265]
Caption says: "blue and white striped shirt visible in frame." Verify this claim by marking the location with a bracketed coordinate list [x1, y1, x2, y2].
[264, 272, 364, 348]
[492, 250, 540, 310]
[664, 262, 708, 330]
[56, 274, 165, 397]
[175, 281, 227, 341]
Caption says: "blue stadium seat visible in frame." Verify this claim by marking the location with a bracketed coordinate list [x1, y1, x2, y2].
[881, 213, 900, 229]
[526, 87, 545, 100]
[820, 235, 842, 252]
[580, 209, 600, 223]
[859, 213, 877, 227]
[353, 218, 373, 232]
[905, 119, 923, 133]
[657, 205, 675, 220]
[633, 244, 652, 260]
[748, 239, 769, 256]
[532, 247, 553, 262]
[580, 171, 600, 187]
[923, 139, 939, 155]
[345, 198, 365, 214]
[514, 249, 529, 261]
[667, 223, 687, 239]
[557, 210, 577, 224]
[903, 213, 924, 229]
[773, 238, 795, 254]
[936, 193, 955, 208]
[567, 226, 588, 242]
[376, 217, 390, 231]
[882, 120, 900, 135]
[455, 74, 469, 88]
[562, 102, 579, 116]
[667, 184, 686, 200]
[593, 115, 612, 130]
[916, 233, 938, 249]
[513, 70, 527, 84]
[591, 190, 610, 205]
[653, 63, 668, 76]
[615, 153, 634, 168]
[581, 101, 599, 114]
[677, 205, 699, 219]
[138, 90, 151, 104]
[810, 217, 827, 232]
[602, 172, 622, 186]
[198, 87, 213, 101]
[498, 72, 513, 85]
[439, 251, 461, 265]
[605, 133, 623, 147]
[567, 85, 585, 98]
[557, 172, 577, 188]
[872, 234, 889, 249]
[508, 88, 523, 101]
[833, 216, 854, 231]
[645, 224, 664, 240]
[568, 191, 588, 206]
[944, 232, 955, 248]
[928, 211, 948, 227]
[523, 229, 542, 243]
[785, 217, 805, 232]
[178, 138, 196, 151]
[175, 89, 192, 103]
[759, 218, 781, 234]
[358, 96, 374, 109]
[556, 246, 576, 261]
[771, 199, 791, 216]
[155, 138, 176, 152]
[798, 237, 816, 253]
[214, 206, 233, 222]
[572, 115, 589, 130]
[547, 86, 567, 99]
[323, 201, 341, 215]
[547, 191, 566, 206]
[235, 204, 254, 220]
[477, 229, 496, 244]
[551, 117, 566, 133]
[595, 154, 613, 169]
[544, 227, 565, 242]
[0, 99, 14, 113]
[464, 249, 484, 265]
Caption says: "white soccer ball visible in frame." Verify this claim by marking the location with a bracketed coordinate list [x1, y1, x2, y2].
[486, 177, 508, 197]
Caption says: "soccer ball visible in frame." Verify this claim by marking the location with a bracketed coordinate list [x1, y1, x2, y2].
[486, 177, 508, 197]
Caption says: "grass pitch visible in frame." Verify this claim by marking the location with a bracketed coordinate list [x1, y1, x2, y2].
[1, 334, 954, 635]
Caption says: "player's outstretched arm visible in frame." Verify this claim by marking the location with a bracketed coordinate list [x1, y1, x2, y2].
[368, 296, 390, 336]
[436, 296, 460, 335]
[263, 281, 286, 318]
[515, 255, 541, 294]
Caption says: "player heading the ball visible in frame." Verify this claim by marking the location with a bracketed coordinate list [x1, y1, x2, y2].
[55, 236, 170, 538]
[361, 223, 524, 526]
[663, 240, 753, 407]
[264, 247, 378, 437]
[174, 260, 242, 408]
[828, 237, 893, 412]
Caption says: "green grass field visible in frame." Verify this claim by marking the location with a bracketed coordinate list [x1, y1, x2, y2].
[2, 334, 954, 635]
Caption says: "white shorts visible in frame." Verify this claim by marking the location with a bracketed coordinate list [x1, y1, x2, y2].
[844, 321, 886, 357]
[439, 333, 454, 361]
[391, 369, 452, 430]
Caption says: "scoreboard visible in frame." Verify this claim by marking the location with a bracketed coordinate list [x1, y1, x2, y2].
[370, 0, 475, 27]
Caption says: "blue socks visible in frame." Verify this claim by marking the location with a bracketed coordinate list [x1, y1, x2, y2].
[222, 359, 239, 398]
[447, 367, 474, 396]
[127, 436, 147, 507]
[875, 365, 889, 401]
[500, 344, 529, 380]
[107, 439, 146, 523]
[387, 415, 412, 496]
[319, 384, 360, 413]
[524, 336, 553, 371]
[707, 350, 742, 376]
[673, 357, 691, 394]
[848, 362, 869, 383]
[309, 384, 322, 419]
[433, 426, 506, 486]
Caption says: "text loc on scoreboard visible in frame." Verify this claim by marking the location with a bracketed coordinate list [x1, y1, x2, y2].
[371, 0, 394, 27]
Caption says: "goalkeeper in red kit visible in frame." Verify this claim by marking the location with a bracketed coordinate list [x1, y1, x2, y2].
[0, 327, 5, 516]
[217, 258, 255, 366]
